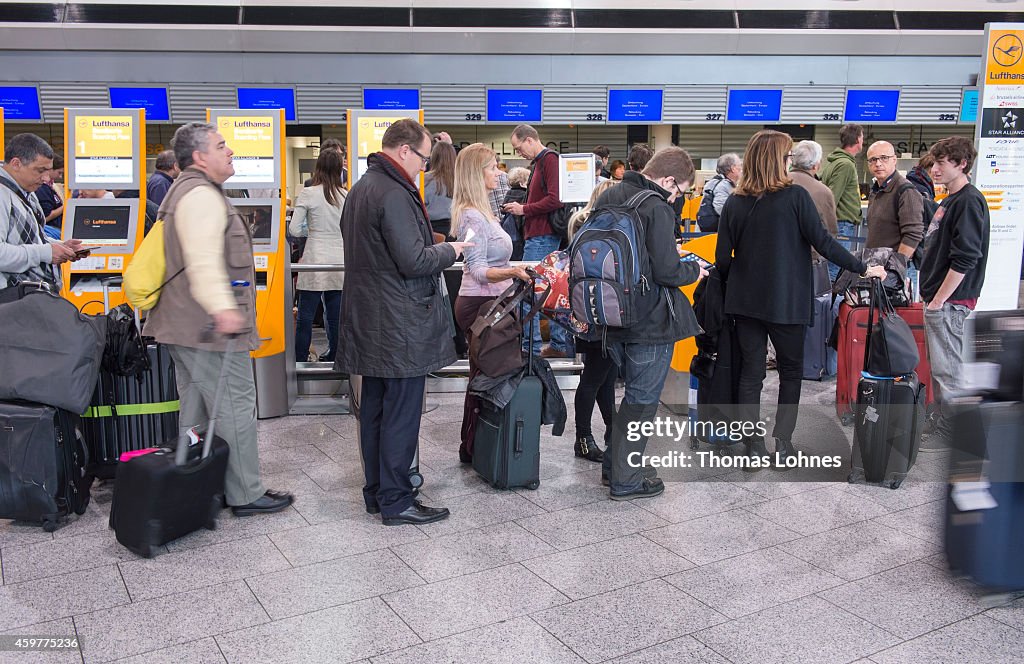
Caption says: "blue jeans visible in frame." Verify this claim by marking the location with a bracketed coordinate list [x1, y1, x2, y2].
[830, 220, 862, 282]
[603, 343, 673, 492]
[522, 234, 570, 355]
[295, 290, 342, 362]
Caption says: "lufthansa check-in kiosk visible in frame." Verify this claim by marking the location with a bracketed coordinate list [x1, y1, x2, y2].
[208, 108, 292, 419]
[346, 109, 423, 187]
[60, 108, 146, 313]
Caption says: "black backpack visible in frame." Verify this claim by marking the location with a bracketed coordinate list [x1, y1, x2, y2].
[895, 183, 939, 269]
[696, 176, 726, 232]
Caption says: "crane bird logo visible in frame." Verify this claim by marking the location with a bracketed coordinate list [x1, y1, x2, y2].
[993, 34, 1023, 67]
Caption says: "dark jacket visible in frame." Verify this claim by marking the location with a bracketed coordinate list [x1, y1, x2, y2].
[593, 171, 702, 345]
[716, 185, 867, 326]
[866, 171, 924, 252]
[335, 152, 458, 378]
[919, 183, 990, 304]
[146, 171, 174, 207]
[35, 183, 62, 228]
[906, 166, 935, 200]
[470, 355, 566, 436]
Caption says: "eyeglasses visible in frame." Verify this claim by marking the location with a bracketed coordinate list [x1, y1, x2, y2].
[407, 145, 431, 169]
[786, 153, 794, 159]
[867, 155, 896, 166]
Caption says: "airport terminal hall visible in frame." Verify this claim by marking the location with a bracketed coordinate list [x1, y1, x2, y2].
[3, 1, 1024, 662]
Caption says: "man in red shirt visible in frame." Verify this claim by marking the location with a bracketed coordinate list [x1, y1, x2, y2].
[502, 124, 569, 357]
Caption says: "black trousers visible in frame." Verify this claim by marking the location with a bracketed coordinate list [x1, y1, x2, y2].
[575, 346, 617, 440]
[734, 317, 806, 443]
[359, 375, 426, 517]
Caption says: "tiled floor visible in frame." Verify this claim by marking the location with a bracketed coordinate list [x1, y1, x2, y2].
[1, 377, 1022, 664]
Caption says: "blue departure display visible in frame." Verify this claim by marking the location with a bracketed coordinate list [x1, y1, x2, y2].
[0, 86, 42, 121]
[608, 89, 663, 122]
[726, 89, 783, 122]
[109, 87, 170, 121]
[487, 89, 542, 122]
[844, 89, 900, 122]
[363, 88, 420, 110]
[237, 88, 296, 121]
[960, 89, 979, 124]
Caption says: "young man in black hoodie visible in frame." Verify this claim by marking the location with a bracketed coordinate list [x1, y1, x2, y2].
[919, 136, 990, 438]
[592, 147, 706, 500]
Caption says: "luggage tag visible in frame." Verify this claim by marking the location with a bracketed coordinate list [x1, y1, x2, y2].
[951, 481, 998, 512]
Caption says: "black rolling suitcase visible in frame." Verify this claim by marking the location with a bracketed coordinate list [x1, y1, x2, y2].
[0, 402, 91, 531]
[109, 335, 235, 558]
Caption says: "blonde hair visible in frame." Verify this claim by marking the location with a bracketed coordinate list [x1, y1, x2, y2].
[734, 130, 793, 197]
[568, 180, 618, 239]
[451, 143, 498, 238]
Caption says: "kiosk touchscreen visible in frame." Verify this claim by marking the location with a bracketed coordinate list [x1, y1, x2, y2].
[66, 199, 139, 252]
[229, 198, 281, 292]
[346, 109, 423, 188]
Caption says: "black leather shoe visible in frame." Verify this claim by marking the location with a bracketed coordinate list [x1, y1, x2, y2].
[610, 477, 664, 501]
[232, 490, 294, 517]
[601, 472, 610, 487]
[574, 435, 604, 463]
[744, 437, 770, 473]
[382, 501, 450, 526]
[365, 504, 380, 515]
[774, 438, 798, 470]
[459, 449, 473, 464]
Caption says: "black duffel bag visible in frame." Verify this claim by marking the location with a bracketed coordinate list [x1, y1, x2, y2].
[0, 287, 106, 413]
[865, 278, 919, 377]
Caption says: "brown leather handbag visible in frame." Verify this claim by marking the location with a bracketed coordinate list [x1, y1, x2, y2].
[469, 271, 550, 378]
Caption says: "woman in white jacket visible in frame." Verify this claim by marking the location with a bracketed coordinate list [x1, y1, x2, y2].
[289, 149, 346, 362]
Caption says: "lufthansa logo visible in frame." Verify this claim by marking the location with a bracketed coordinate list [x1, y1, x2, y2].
[993, 34, 1023, 68]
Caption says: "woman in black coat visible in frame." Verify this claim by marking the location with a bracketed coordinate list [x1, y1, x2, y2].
[715, 130, 885, 468]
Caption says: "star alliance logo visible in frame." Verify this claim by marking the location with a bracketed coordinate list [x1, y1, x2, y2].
[1003, 111, 1018, 129]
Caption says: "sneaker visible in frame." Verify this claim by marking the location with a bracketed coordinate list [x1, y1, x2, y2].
[610, 477, 664, 501]
[540, 345, 567, 359]
[574, 435, 604, 462]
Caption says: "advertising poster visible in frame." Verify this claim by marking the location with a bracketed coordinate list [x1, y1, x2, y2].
[218, 115, 276, 185]
[559, 153, 596, 203]
[73, 114, 135, 184]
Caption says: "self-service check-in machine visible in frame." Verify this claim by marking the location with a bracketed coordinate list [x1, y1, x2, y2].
[60, 108, 146, 313]
[346, 109, 424, 187]
[208, 108, 291, 419]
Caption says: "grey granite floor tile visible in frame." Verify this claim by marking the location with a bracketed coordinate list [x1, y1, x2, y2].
[516, 500, 669, 551]
[665, 548, 845, 619]
[310, 432, 364, 465]
[75, 581, 269, 663]
[0, 522, 52, 551]
[523, 534, 693, 600]
[869, 614, 1024, 664]
[872, 500, 946, 544]
[317, 414, 360, 439]
[287, 487, 371, 526]
[838, 478, 946, 513]
[418, 420, 464, 447]
[0, 564, 128, 631]
[246, 548, 424, 620]
[713, 473, 835, 500]
[50, 498, 111, 541]
[642, 509, 801, 566]
[412, 490, 546, 539]
[268, 515, 427, 566]
[635, 480, 765, 524]
[601, 635, 731, 664]
[0, 617, 81, 664]
[392, 521, 554, 583]
[256, 469, 327, 499]
[693, 595, 900, 664]
[986, 596, 1024, 632]
[777, 520, 939, 581]
[743, 485, 891, 536]
[413, 440, 465, 472]
[512, 468, 609, 512]
[382, 563, 568, 641]
[369, 616, 586, 664]
[258, 443, 333, 475]
[3, 531, 145, 584]
[302, 459, 368, 492]
[258, 419, 344, 450]
[216, 597, 420, 664]
[257, 414, 324, 434]
[163, 505, 309, 552]
[111, 637, 227, 663]
[119, 535, 290, 602]
[818, 561, 992, 639]
[533, 579, 727, 664]
[414, 464, 499, 501]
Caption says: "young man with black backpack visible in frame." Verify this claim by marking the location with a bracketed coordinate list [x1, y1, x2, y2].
[574, 146, 706, 500]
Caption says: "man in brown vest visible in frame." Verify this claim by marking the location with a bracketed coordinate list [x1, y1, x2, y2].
[144, 122, 293, 517]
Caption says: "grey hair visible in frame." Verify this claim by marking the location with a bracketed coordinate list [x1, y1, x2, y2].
[716, 153, 741, 176]
[170, 122, 217, 170]
[507, 166, 530, 187]
[790, 140, 823, 171]
[4, 133, 54, 164]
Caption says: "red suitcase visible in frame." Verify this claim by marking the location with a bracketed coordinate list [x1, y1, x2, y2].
[836, 302, 934, 424]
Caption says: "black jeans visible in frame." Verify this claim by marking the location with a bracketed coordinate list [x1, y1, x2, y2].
[575, 347, 617, 440]
[734, 316, 806, 443]
[358, 375, 426, 517]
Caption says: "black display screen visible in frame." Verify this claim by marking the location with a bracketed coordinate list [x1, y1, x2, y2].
[237, 204, 273, 245]
[72, 205, 132, 245]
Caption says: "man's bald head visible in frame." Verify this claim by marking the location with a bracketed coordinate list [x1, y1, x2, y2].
[866, 140, 898, 182]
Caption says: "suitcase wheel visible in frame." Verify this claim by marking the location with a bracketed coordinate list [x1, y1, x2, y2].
[888, 477, 904, 490]
[73, 492, 90, 516]
[41, 518, 58, 533]
[139, 544, 155, 559]
[409, 471, 424, 490]
[525, 480, 540, 491]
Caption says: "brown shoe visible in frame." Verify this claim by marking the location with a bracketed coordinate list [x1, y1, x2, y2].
[540, 345, 567, 359]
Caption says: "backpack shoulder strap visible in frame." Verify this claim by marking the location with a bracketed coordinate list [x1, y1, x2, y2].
[624, 190, 658, 209]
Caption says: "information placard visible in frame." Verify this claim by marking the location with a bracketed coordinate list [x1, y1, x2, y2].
[0, 86, 42, 121]
[237, 88, 296, 122]
[487, 89, 542, 123]
[844, 89, 900, 122]
[72, 114, 136, 185]
[559, 153, 596, 203]
[608, 89, 663, 123]
[960, 89, 980, 124]
[363, 88, 420, 110]
[215, 113, 279, 186]
[726, 89, 782, 122]
[109, 87, 170, 121]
